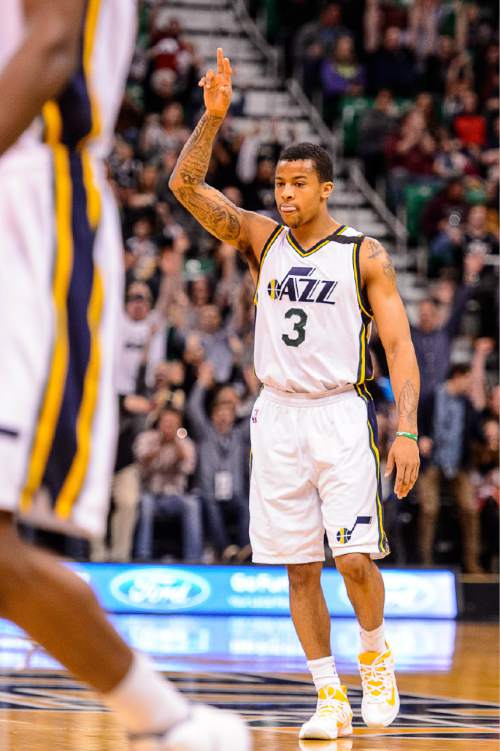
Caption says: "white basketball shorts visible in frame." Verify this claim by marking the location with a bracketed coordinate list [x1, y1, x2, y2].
[249, 385, 390, 564]
[0, 146, 122, 538]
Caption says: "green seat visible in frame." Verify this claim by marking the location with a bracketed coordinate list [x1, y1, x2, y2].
[394, 98, 413, 116]
[340, 96, 374, 156]
[184, 257, 215, 280]
[404, 183, 440, 244]
[341, 97, 412, 156]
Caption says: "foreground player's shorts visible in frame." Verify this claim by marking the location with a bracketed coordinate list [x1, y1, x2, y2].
[0, 146, 122, 538]
[249, 385, 390, 563]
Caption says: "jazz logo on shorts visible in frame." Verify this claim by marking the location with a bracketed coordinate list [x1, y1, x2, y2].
[267, 266, 339, 305]
[336, 516, 372, 544]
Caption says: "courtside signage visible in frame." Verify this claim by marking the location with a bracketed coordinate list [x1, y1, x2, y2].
[68, 564, 458, 618]
[109, 568, 211, 611]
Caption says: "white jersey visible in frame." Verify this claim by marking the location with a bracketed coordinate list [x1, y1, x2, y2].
[0, 1, 136, 537]
[0, 0, 136, 166]
[254, 224, 373, 394]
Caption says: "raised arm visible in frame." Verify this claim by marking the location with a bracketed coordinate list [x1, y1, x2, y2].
[0, 0, 85, 156]
[186, 364, 214, 442]
[361, 237, 420, 500]
[168, 48, 276, 281]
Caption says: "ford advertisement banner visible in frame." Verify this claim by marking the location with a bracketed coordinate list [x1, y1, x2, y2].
[69, 564, 458, 619]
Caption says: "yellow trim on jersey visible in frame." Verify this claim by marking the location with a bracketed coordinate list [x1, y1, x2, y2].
[355, 383, 367, 401]
[42, 101, 62, 146]
[55, 268, 104, 519]
[356, 321, 374, 386]
[78, 0, 102, 149]
[286, 234, 330, 256]
[357, 321, 367, 384]
[286, 224, 347, 257]
[58, 0, 103, 512]
[355, 384, 386, 553]
[253, 225, 285, 304]
[81, 148, 102, 229]
[366, 411, 386, 553]
[19, 144, 74, 512]
[352, 240, 373, 319]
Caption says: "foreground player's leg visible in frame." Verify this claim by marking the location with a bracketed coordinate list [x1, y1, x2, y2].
[0, 514, 249, 751]
[335, 553, 399, 728]
[288, 563, 352, 740]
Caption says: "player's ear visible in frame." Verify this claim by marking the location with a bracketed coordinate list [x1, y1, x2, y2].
[321, 181, 334, 200]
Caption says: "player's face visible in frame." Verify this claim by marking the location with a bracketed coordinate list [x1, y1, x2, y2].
[274, 160, 332, 228]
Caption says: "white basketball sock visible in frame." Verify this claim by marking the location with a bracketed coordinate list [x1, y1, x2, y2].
[103, 652, 189, 734]
[359, 621, 386, 653]
[307, 655, 341, 692]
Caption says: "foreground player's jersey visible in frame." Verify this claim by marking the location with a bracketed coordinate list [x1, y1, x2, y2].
[254, 224, 374, 394]
[0, 0, 136, 163]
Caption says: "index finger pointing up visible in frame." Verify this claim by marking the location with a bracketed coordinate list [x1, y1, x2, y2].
[217, 47, 224, 73]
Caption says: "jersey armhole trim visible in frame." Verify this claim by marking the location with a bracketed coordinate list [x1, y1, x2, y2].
[352, 236, 374, 319]
[253, 224, 285, 304]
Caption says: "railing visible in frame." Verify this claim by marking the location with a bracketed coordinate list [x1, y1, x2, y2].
[233, 0, 280, 81]
[349, 161, 409, 256]
[286, 78, 338, 153]
[234, 0, 409, 259]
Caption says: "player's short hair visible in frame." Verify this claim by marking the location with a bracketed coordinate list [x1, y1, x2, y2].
[278, 143, 334, 183]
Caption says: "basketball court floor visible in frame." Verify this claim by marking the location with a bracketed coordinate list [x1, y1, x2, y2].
[0, 616, 497, 750]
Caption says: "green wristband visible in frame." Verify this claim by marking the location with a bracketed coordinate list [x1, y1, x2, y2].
[396, 431, 418, 442]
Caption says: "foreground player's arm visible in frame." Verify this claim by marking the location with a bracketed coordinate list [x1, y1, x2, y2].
[361, 237, 420, 500]
[169, 48, 276, 281]
[0, 0, 84, 156]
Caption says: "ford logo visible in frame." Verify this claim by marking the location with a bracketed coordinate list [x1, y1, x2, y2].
[110, 568, 211, 611]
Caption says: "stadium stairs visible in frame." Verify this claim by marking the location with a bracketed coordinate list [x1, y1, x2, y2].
[171, 0, 427, 315]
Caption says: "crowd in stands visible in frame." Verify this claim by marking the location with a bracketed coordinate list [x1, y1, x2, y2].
[276, 0, 499, 572]
[32, 0, 497, 572]
[286, 2, 498, 259]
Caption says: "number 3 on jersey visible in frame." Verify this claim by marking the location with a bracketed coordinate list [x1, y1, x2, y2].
[282, 307, 308, 347]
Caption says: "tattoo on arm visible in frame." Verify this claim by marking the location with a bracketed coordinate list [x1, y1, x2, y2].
[170, 112, 252, 253]
[398, 379, 418, 429]
[174, 112, 223, 187]
[176, 185, 254, 260]
[366, 237, 396, 281]
[367, 238, 384, 259]
[177, 187, 241, 241]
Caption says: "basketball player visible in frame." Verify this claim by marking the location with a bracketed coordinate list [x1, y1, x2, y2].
[0, 7, 248, 750]
[170, 48, 420, 740]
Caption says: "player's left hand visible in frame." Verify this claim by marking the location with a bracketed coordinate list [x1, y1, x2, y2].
[199, 47, 232, 119]
[385, 437, 420, 500]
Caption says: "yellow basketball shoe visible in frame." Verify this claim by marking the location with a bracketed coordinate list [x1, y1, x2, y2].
[299, 684, 353, 740]
[358, 644, 400, 727]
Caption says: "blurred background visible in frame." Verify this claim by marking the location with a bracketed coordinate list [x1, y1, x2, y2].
[20, 0, 499, 575]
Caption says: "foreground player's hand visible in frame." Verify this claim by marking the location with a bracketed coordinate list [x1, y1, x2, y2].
[199, 47, 232, 118]
[385, 437, 420, 500]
